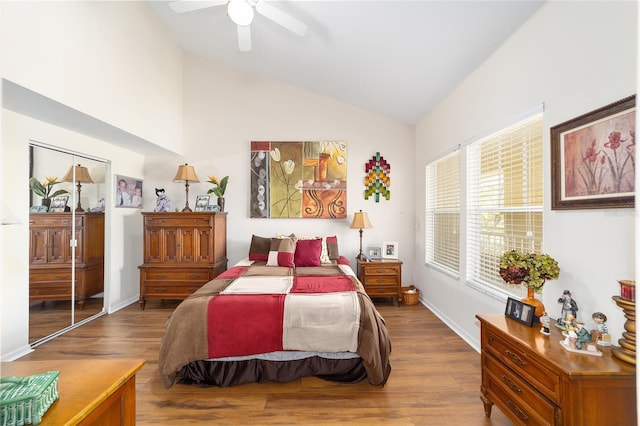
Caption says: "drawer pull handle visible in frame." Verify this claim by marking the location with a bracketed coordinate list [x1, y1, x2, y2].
[375, 269, 385, 273]
[501, 374, 522, 393]
[505, 349, 527, 367]
[506, 400, 529, 422]
[155, 287, 167, 293]
[156, 274, 167, 279]
[54, 274, 66, 279]
[189, 273, 200, 279]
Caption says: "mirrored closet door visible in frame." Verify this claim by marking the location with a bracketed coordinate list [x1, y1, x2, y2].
[28, 143, 107, 345]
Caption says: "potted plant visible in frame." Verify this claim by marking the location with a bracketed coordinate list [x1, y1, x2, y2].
[499, 250, 560, 316]
[29, 176, 69, 208]
[207, 175, 229, 212]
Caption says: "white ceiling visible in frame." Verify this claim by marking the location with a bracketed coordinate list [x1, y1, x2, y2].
[147, 0, 545, 125]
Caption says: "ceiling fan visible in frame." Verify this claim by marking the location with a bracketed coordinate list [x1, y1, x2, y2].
[168, 0, 308, 52]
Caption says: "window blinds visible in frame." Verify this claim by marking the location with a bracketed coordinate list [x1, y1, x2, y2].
[466, 113, 543, 297]
[425, 149, 460, 274]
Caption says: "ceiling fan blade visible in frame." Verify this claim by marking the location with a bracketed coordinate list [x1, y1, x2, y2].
[237, 25, 252, 52]
[255, 1, 308, 37]
[169, 0, 228, 14]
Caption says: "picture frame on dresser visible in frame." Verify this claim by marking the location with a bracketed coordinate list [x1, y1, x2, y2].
[505, 297, 535, 326]
[49, 195, 69, 212]
[382, 242, 398, 259]
[194, 195, 210, 212]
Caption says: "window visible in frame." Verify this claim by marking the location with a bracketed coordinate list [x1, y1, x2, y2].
[425, 149, 460, 274]
[466, 113, 543, 298]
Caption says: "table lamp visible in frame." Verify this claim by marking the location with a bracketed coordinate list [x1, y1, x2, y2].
[350, 210, 372, 260]
[173, 163, 200, 212]
[62, 164, 94, 212]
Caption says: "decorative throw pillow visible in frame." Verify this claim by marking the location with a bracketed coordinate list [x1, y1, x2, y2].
[294, 238, 322, 267]
[266, 236, 296, 267]
[326, 235, 340, 260]
[248, 235, 272, 262]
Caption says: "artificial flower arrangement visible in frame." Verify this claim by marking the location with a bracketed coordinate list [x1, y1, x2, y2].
[29, 176, 69, 201]
[499, 250, 560, 292]
[207, 175, 229, 198]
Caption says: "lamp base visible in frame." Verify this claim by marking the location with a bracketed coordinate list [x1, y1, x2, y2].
[182, 206, 192, 212]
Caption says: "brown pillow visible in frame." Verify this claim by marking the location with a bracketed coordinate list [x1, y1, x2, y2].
[326, 235, 340, 260]
[248, 235, 271, 261]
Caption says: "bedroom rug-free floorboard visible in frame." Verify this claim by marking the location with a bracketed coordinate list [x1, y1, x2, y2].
[18, 299, 512, 425]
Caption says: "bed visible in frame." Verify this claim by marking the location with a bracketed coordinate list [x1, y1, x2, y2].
[158, 234, 392, 388]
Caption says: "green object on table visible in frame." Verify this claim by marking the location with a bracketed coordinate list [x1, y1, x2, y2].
[0, 371, 59, 426]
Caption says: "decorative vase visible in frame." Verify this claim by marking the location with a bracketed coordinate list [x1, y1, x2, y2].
[522, 286, 545, 318]
[217, 197, 225, 212]
[41, 198, 51, 209]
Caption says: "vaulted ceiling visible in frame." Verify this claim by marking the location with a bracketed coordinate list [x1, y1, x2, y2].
[147, 1, 545, 125]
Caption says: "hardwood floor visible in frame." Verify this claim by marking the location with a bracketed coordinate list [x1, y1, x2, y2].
[18, 299, 513, 425]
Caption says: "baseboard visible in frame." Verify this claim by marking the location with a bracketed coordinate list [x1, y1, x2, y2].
[2, 344, 34, 361]
[420, 297, 481, 353]
[108, 295, 139, 314]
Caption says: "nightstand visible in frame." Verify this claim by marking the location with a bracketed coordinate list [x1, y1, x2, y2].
[356, 258, 402, 304]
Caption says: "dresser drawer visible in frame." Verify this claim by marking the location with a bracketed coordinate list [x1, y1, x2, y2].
[30, 283, 73, 298]
[485, 329, 560, 403]
[145, 216, 211, 228]
[143, 283, 203, 297]
[142, 269, 213, 281]
[30, 270, 73, 282]
[483, 353, 557, 425]
[485, 367, 557, 425]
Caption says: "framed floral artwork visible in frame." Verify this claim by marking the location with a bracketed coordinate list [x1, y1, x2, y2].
[551, 95, 635, 210]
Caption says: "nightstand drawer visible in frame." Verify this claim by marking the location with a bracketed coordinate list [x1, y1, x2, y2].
[142, 269, 213, 281]
[364, 266, 400, 276]
[363, 276, 399, 285]
[485, 329, 560, 403]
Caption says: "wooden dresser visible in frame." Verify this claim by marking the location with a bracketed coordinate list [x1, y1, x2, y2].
[138, 212, 227, 309]
[356, 258, 402, 303]
[29, 212, 104, 309]
[477, 313, 636, 425]
[1, 359, 144, 425]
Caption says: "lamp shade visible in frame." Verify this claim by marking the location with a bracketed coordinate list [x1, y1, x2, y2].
[62, 164, 94, 183]
[173, 164, 200, 182]
[350, 210, 372, 229]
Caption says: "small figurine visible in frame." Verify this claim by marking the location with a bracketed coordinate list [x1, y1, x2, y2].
[574, 321, 592, 350]
[557, 290, 578, 325]
[540, 311, 551, 335]
[591, 312, 611, 346]
[155, 188, 171, 212]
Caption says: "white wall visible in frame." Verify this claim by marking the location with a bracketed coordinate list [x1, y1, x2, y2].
[1, 109, 146, 359]
[1, 1, 183, 153]
[144, 55, 416, 269]
[415, 1, 637, 348]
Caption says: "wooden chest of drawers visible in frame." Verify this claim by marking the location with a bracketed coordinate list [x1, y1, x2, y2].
[356, 258, 402, 303]
[138, 212, 227, 309]
[477, 313, 636, 425]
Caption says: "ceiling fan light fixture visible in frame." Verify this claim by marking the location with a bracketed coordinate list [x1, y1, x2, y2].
[228, 0, 254, 27]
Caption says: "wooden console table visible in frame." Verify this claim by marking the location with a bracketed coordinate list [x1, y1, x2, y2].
[1, 358, 144, 425]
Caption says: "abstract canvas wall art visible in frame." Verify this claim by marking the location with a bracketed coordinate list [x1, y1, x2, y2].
[250, 141, 347, 218]
[365, 152, 390, 202]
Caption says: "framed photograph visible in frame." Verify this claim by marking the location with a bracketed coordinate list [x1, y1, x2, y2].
[551, 95, 635, 210]
[204, 204, 220, 212]
[382, 241, 398, 259]
[195, 195, 211, 212]
[366, 246, 382, 260]
[49, 195, 69, 213]
[30, 205, 48, 213]
[505, 297, 536, 327]
[116, 175, 143, 208]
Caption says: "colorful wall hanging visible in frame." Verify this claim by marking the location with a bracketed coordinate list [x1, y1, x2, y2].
[365, 152, 390, 202]
[250, 141, 347, 218]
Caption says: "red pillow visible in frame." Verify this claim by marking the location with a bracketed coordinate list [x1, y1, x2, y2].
[294, 238, 322, 267]
[266, 237, 296, 268]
